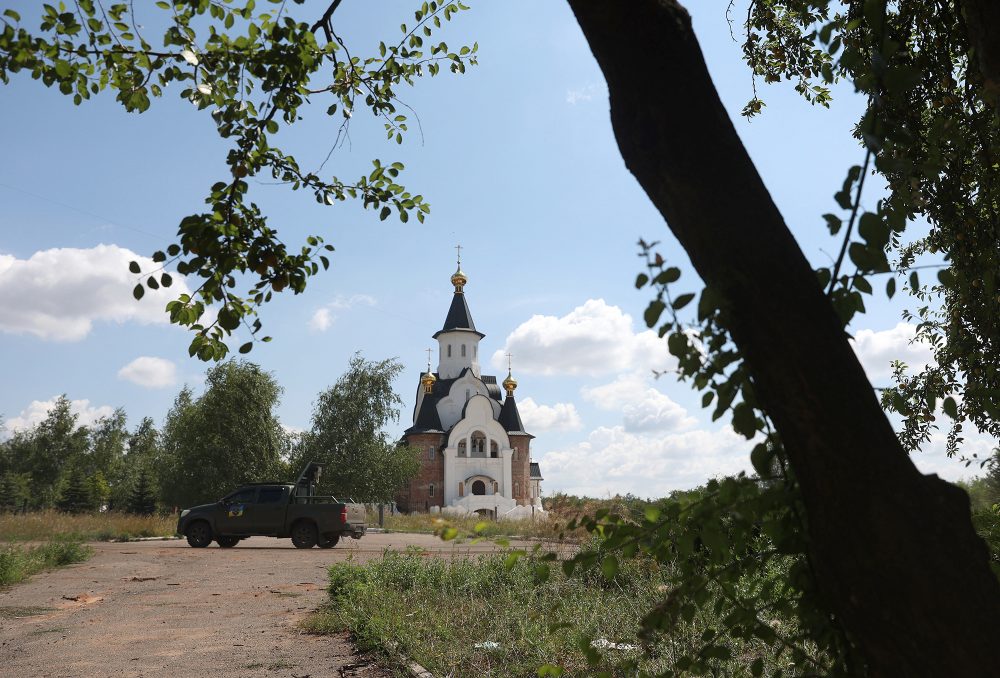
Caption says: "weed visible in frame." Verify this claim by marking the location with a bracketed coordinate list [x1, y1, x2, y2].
[0, 541, 92, 587]
[0, 510, 176, 542]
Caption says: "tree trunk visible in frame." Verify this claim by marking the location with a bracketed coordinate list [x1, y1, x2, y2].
[565, 1, 1000, 674]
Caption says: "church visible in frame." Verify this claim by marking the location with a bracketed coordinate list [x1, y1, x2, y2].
[396, 260, 544, 518]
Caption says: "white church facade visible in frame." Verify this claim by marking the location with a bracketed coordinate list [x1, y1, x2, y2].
[395, 262, 544, 518]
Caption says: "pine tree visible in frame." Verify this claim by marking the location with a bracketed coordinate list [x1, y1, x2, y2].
[127, 467, 157, 515]
[56, 467, 94, 514]
[0, 473, 18, 512]
[985, 448, 1000, 507]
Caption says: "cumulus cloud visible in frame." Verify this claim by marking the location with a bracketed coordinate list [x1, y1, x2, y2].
[4, 396, 114, 433]
[518, 397, 583, 432]
[0, 245, 188, 341]
[583, 373, 696, 433]
[851, 322, 934, 382]
[539, 425, 751, 497]
[117, 356, 177, 389]
[308, 294, 376, 332]
[492, 299, 673, 377]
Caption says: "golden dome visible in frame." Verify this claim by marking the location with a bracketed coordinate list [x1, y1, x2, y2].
[502, 369, 518, 397]
[421, 370, 437, 394]
[451, 266, 467, 293]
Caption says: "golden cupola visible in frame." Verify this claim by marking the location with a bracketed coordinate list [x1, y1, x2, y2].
[451, 265, 467, 293]
[421, 368, 437, 395]
[502, 368, 518, 397]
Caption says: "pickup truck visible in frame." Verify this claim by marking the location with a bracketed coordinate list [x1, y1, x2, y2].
[176, 462, 366, 549]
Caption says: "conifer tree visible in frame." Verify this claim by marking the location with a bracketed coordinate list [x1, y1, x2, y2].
[127, 467, 157, 516]
[56, 467, 94, 514]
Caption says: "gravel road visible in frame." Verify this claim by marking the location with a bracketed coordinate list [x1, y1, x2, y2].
[0, 532, 514, 677]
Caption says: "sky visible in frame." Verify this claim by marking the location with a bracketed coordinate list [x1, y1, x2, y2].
[0, 0, 989, 497]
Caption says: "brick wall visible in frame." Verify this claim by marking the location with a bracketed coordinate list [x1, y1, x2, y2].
[396, 432, 445, 512]
[510, 434, 532, 506]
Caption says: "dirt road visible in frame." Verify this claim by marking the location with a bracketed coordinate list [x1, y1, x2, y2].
[0, 532, 514, 677]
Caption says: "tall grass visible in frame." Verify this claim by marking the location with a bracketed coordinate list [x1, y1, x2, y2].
[305, 548, 811, 677]
[0, 541, 93, 587]
[0, 510, 176, 542]
[380, 512, 579, 540]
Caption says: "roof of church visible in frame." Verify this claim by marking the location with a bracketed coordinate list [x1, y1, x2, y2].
[530, 462, 543, 480]
[433, 292, 485, 339]
[498, 395, 528, 434]
[405, 393, 444, 434]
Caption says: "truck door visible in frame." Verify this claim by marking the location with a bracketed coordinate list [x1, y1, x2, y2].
[254, 486, 289, 535]
[218, 488, 257, 535]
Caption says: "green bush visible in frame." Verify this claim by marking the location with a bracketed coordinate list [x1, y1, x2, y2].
[0, 541, 92, 587]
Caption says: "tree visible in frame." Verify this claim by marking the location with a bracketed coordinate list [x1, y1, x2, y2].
[158, 361, 287, 507]
[294, 354, 420, 503]
[0, 1, 477, 360]
[110, 417, 161, 510]
[127, 466, 158, 515]
[564, 0, 1000, 675]
[56, 465, 95, 513]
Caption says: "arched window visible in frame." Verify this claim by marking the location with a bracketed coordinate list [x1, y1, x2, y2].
[471, 431, 486, 457]
[429, 483, 435, 497]
[490, 440, 499, 458]
[428, 446, 435, 460]
[514, 481, 520, 498]
[472, 480, 486, 495]
[447, 344, 452, 357]
[492, 481, 499, 493]
[458, 481, 464, 497]
[473, 345, 477, 358]
[512, 446, 518, 461]
[458, 440, 467, 457]
[461, 344, 466, 357]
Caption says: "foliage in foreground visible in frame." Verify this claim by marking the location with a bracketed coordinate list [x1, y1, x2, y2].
[306, 545, 822, 678]
[0, 510, 176, 543]
[0, 540, 92, 588]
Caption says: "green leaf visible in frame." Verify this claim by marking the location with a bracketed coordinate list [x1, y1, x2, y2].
[885, 277, 896, 299]
[672, 293, 695, 310]
[635, 273, 649, 289]
[601, 554, 619, 580]
[750, 443, 775, 476]
[129, 261, 141, 274]
[943, 396, 958, 419]
[644, 300, 666, 328]
[239, 342, 253, 354]
[132, 284, 144, 300]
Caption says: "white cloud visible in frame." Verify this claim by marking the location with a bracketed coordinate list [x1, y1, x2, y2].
[117, 356, 177, 389]
[309, 308, 333, 332]
[308, 294, 376, 332]
[4, 396, 114, 433]
[518, 397, 582, 432]
[851, 322, 934, 383]
[566, 83, 603, 104]
[538, 425, 751, 497]
[0, 244, 188, 341]
[492, 299, 673, 377]
[583, 373, 696, 432]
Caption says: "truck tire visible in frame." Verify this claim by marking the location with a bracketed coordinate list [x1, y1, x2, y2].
[186, 521, 212, 548]
[318, 534, 340, 549]
[291, 521, 318, 549]
[216, 536, 240, 548]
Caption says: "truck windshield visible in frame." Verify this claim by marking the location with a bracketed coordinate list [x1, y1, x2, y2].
[224, 489, 255, 504]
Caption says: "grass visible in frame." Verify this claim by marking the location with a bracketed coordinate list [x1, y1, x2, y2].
[304, 547, 809, 677]
[0, 541, 93, 588]
[0, 510, 177, 542]
[379, 512, 578, 541]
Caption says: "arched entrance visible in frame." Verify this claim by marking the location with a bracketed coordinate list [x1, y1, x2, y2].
[472, 480, 486, 495]
[474, 508, 494, 519]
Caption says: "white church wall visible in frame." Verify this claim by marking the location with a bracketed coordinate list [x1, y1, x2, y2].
[437, 330, 481, 379]
[436, 372, 493, 431]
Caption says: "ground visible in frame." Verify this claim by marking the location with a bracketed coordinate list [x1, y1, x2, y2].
[0, 533, 515, 677]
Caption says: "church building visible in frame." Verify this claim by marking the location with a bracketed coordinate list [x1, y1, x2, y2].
[396, 261, 544, 518]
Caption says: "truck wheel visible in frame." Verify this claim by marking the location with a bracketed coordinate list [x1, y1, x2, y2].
[186, 521, 212, 548]
[318, 534, 340, 549]
[216, 536, 240, 548]
[290, 521, 318, 549]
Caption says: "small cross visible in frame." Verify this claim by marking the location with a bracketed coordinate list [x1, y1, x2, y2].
[506, 352, 513, 372]
[455, 243, 462, 266]
[425, 347, 433, 371]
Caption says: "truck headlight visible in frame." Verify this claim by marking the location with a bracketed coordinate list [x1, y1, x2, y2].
[180, 509, 190, 518]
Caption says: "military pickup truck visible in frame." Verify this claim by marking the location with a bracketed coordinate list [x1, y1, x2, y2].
[176, 462, 366, 549]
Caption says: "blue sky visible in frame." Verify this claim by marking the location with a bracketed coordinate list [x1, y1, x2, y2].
[0, 1, 985, 496]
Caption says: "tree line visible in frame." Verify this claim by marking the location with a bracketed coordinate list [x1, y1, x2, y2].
[0, 354, 419, 514]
